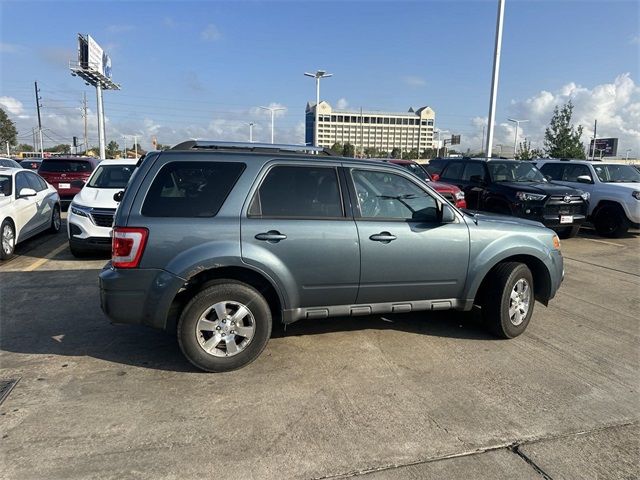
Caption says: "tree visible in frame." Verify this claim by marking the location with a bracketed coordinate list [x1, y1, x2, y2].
[155, 143, 171, 151]
[406, 148, 419, 160]
[543, 101, 585, 159]
[0, 107, 18, 148]
[342, 142, 355, 157]
[106, 140, 120, 158]
[330, 142, 343, 155]
[17, 143, 34, 152]
[45, 144, 71, 153]
[515, 139, 544, 160]
[420, 148, 438, 159]
[390, 147, 401, 159]
[363, 147, 379, 158]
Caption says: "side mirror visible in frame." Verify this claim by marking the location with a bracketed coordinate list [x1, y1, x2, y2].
[544, 175, 553, 181]
[576, 175, 593, 184]
[441, 204, 456, 223]
[469, 175, 485, 185]
[18, 187, 37, 198]
[113, 190, 124, 202]
[431, 173, 440, 182]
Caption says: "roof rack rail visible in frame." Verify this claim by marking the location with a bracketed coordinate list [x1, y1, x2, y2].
[171, 140, 338, 156]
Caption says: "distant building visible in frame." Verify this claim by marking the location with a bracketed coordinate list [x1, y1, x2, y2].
[305, 101, 436, 154]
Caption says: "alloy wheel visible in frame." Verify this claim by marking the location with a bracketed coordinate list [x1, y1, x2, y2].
[195, 301, 256, 357]
[509, 279, 531, 326]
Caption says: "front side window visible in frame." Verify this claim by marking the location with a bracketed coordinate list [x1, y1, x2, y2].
[462, 162, 487, 181]
[562, 164, 592, 182]
[539, 163, 563, 180]
[142, 161, 245, 217]
[249, 166, 343, 218]
[441, 162, 465, 180]
[352, 169, 438, 222]
[592, 164, 640, 183]
[488, 162, 546, 183]
[88, 165, 135, 189]
[25, 172, 45, 191]
[15, 173, 29, 196]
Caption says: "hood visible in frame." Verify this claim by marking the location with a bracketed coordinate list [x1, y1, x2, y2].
[429, 180, 460, 193]
[497, 181, 581, 196]
[73, 186, 119, 209]
[465, 211, 545, 229]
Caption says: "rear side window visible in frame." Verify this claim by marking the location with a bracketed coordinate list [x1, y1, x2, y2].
[248, 166, 343, 218]
[539, 163, 563, 179]
[39, 159, 93, 173]
[142, 161, 245, 217]
[15, 172, 29, 195]
[462, 162, 486, 181]
[0, 175, 12, 196]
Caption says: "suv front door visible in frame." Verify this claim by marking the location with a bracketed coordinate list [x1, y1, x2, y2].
[348, 167, 469, 304]
[241, 163, 360, 308]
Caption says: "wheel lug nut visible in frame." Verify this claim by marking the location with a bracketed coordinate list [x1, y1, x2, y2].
[222, 333, 226, 337]
[216, 326, 221, 330]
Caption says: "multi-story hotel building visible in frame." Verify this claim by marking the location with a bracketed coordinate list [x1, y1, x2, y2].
[305, 101, 436, 153]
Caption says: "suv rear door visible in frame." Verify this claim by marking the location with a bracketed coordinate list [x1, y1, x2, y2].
[241, 162, 360, 308]
[440, 160, 489, 210]
[346, 165, 469, 304]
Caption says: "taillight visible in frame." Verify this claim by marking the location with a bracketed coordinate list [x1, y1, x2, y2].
[112, 227, 148, 268]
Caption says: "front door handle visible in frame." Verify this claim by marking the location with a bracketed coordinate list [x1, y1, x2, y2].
[255, 230, 287, 243]
[369, 232, 397, 243]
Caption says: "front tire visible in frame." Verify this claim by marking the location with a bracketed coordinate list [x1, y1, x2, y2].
[49, 205, 61, 233]
[480, 262, 534, 339]
[178, 280, 272, 372]
[1, 219, 15, 260]
[594, 206, 628, 238]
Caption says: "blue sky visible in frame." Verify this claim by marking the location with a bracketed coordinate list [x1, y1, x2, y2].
[1, 0, 639, 154]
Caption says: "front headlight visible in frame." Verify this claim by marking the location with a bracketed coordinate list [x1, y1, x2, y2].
[580, 191, 590, 201]
[70, 203, 91, 218]
[632, 191, 640, 200]
[454, 191, 465, 200]
[516, 191, 547, 201]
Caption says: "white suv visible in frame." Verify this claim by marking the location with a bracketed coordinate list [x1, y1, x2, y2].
[536, 159, 640, 237]
[0, 167, 61, 259]
[67, 159, 137, 256]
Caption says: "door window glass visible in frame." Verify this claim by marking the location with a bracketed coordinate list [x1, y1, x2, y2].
[249, 166, 343, 218]
[563, 164, 591, 182]
[441, 162, 464, 180]
[352, 170, 438, 221]
[539, 163, 563, 180]
[26, 172, 45, 191]
[15, 173, 29, 196]
[461, 162, 486, 181]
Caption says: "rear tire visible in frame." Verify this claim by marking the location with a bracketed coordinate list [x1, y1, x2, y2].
[556, 225, 580, 239]
[1, 219, 15, 260]
[49, 205, 61, 233]
[178, 280, 272, 372]
[594, 205, 628, 238]
[480, 262, 534, 339]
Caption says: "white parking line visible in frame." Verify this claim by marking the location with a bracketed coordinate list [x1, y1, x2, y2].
[23, 243, 69, 272]
[583, 238, 626, 247]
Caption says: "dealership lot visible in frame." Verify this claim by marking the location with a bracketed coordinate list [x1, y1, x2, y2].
[0, 218, 638, 479]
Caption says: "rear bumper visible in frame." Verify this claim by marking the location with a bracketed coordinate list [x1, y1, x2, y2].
[99, 263, 186, 330]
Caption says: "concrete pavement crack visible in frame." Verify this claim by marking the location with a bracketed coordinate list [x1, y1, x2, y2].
[510, 444, 553, 480]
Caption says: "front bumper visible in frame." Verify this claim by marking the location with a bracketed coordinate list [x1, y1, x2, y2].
[99, 263, 186, 330]
[68, 210, 113, 251]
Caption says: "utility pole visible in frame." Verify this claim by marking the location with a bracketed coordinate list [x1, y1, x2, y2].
[591, 119, 597, 160]
[32, 127, 36, 151]
[34, 81, 44, 157]
[247, 122, 255, 142]
[122, 135, 127, 158]
[82, 92, 88, 153]
[508, 118, 528, 158]
[133, 135, 138, 158]
[485, 0, 506, 158]
[625, 149, 632, 161]
[304, 70, 333, 147]
[481, 125, 486, 155]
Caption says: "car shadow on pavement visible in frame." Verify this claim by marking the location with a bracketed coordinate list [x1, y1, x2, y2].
[1, 269, 494, 373]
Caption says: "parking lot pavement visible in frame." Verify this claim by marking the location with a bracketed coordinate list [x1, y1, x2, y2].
[1, 225, 638, 479]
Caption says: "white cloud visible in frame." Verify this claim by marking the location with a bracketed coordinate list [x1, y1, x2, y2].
[336, 98, 349, 109]
[0, 42, 23, 53]
[0, 96, 26, 116]
[630, 35, 640, 45]
[457, 73, 640, 156]
[403, 76, 426, 87]
[200, 24, 222, 41]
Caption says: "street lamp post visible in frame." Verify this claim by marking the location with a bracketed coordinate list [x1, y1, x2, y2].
[625, 149, 632, 162]
[507, 118, 528, 158]
[247, 122, 255, 143]
[304, 70, 333, 147]
[259, 106, 286, 144]
[485, 0, 506, 158]
[436, 129, 449, 157]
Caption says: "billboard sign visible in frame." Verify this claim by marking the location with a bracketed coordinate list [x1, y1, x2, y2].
[78, 34, 112, 79]
[589, 138, 618, 157]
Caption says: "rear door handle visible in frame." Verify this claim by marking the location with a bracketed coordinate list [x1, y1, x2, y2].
[255, 230, 287, 243]
[369, 232, 397, 243]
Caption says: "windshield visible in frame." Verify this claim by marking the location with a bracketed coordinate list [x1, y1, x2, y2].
[400, 163, 430, 181]
[88, 164, 135, 189]
[39, 159, 93, 173]
[488, 161, 546, 183]
[0, 175, 12, 196]
[592, 164, 640, 183]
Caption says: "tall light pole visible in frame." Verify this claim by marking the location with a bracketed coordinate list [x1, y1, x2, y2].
[436, 129, 449, 157]
[259, 106, 286, 144]
[508, 118, 528, 158]
[247, 122, 255, 142]
[304, 70, 333, 147]
[625, 149, 632, 161]
[132, 134, 138, 158]
[485, 0, 506, 158]
[122, 135, 127, 158]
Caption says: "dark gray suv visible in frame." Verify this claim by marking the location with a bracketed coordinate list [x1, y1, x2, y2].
[100, 141, 564, 372]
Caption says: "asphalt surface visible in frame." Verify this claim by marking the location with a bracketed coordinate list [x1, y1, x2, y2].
[1, 217, 638, 479]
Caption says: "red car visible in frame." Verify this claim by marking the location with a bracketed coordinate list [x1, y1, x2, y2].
[373, 158, 467, 209]
[38, 157, 100, 207]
